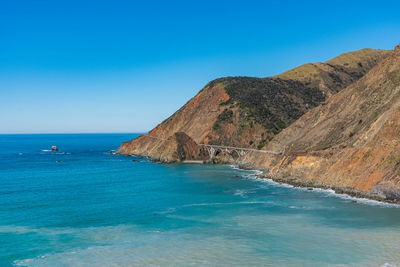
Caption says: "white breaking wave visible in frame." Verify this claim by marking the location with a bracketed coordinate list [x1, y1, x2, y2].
[182, 201, 272, 207]
[257, 177, 400, 208]
[227, 165, 400, 208]
[233, 189, 247, 197]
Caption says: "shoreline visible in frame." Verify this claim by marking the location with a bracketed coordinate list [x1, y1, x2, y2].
[254, 171, 400, 206]
[227, 162, 400, 205]
[228, 164, 400, 207]
[119, 153, 400, 205]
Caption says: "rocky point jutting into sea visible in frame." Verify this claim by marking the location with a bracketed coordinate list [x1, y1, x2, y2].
[117, 45, 400, 203]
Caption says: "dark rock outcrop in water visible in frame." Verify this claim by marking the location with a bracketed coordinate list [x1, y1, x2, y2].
[117, 45, 400, 202]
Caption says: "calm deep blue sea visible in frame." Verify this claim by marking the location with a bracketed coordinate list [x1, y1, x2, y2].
[1, 134, 400, 266]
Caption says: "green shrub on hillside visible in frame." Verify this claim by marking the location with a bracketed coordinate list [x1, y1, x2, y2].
[213, 109, 233, 130]
[209, 76, 325, 135]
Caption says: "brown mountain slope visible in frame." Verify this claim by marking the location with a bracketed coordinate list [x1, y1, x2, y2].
[239, 44, 400, 201]
[276, 48, 390, 97]
[117, 48, 391, 159]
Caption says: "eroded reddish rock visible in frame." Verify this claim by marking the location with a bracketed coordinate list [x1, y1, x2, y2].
[118, 132, 209, 163]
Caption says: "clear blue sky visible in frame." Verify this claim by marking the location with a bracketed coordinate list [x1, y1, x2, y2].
[1, 0, 399, 133]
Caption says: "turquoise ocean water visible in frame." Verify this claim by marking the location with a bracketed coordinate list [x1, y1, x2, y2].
[1, 134, 400, 266]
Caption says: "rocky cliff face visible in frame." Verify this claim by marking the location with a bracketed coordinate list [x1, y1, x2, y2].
[239, 45, 400, 201]
[119, 132, 209, 163]
[118, 48, 391, 161]
[117, 45, 400, 201]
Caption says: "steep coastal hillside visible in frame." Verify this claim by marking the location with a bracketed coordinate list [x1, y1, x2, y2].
[277, 48, 389, 97]
[240, 44, 400, 201]
[117, 48, 391, 159]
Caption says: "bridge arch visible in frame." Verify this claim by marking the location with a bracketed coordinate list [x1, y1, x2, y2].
[230, 150, 240, 160]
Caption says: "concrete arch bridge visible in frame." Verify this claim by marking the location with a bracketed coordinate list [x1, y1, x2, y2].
[140, 134, 282, 159]
[199, 144, 281, 159]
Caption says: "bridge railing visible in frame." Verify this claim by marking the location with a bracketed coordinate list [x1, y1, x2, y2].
[200, 144, 281, 155]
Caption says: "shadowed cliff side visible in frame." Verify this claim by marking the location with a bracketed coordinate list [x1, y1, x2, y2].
[239, 44, 400, 202]
[118, 132, 209, 163]
[152, 132, 210, 163]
